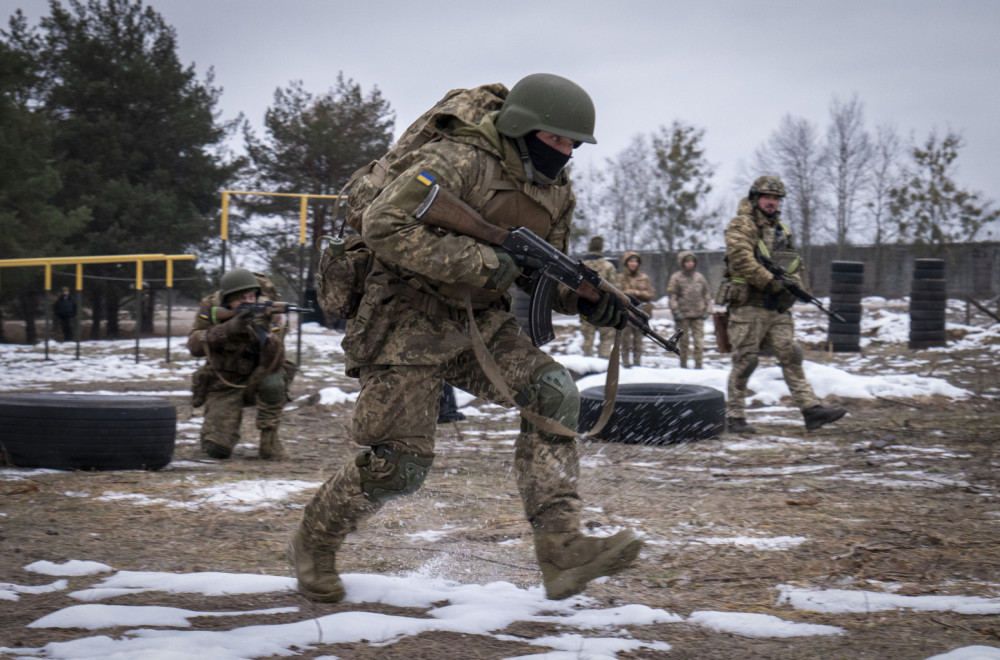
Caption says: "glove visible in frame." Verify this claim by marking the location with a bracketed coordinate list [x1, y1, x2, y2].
[763, 279, 796, 314]
[483, 248, 518, 291]
[578, 291, 626, 329]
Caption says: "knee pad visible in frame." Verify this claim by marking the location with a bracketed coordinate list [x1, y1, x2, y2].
[515, 362, 580, 437]
[356, 445, 434, 503]
[775, 342, 804, 366]
[738, 354, 759, 380]
[257, 371, 286, 405]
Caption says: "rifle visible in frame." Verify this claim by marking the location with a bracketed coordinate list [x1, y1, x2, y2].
[213, 301, 315, 322]
[759, 255, 846, 323]
[414, 183, 683, 355]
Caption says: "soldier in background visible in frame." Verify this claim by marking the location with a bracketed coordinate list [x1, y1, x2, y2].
[618, 251, 656, 367]
[667, 251, 712, 368]
[721, 176, 847, 434]
[52, 287, 76, 342]
[187, 268, 296, 460]
[579, 236, 619, 358]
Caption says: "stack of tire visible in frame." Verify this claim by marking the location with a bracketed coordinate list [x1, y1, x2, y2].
[827, 261, 864, 352]
[908, 258, 947, 349]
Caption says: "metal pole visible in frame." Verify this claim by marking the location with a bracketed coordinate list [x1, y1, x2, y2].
[166, 287, 173, 364]
[44, 264, 52, 360]
[134, 261, 142, 364]
[74, 264, 82, 360]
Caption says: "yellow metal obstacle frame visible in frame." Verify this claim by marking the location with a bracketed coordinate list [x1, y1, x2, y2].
[0, 253, 195, 362]
[219, 190, 346, 361]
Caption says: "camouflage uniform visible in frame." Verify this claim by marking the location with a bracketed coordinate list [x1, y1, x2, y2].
[187, 286, 295, 459]
[618, 251, 656, 367]
[579, 241, 618, 358]
[296, 111, 602, 590]
[722, 197, 820, 419]
[667, 251, 712, 368]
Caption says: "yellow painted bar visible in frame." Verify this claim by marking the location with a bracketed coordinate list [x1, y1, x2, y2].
[222, 190, 343, 200]
[75, 263, 83, 290]
[45, 264, 52, 290]
[221, 191, 230, 241]
[136, 260, 144, 290]
[166, 259, 174, 287]
[299, 196, 308, 244]
[0, 254, 166, 268]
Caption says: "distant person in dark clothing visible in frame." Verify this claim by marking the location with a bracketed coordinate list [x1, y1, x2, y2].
[53, 287, 76, 341]
[437, 383, 466, 423]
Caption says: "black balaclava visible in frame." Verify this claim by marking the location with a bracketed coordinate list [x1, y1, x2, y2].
[524, 131, 571, 179]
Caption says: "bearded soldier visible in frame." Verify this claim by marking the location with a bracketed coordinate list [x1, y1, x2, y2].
[187, 268, 296, 460]
[722, 176, 847, 434]
[288, 73, 641, 603]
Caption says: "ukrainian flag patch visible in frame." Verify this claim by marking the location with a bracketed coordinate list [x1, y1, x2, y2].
[416, 171, 435, 186]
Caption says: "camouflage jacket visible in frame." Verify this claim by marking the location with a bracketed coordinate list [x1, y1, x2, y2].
[724, 197, 803, 308]
[618, 251, 656, 314]
[343, 112, 579, 375]
[667, 251, 712, 318]
[580, 252, 618, 316]
[187, 292, 288, 392]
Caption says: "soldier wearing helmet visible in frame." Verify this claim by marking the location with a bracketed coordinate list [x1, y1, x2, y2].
[289, 74, 638, 606]
[720, 176, 847, 435]
[187, 268, 296, 461]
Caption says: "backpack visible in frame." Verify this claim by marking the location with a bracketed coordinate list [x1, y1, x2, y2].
[315, 83, 508, 321]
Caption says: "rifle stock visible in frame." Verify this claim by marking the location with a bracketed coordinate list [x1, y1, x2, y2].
[414, 182, 682, 355]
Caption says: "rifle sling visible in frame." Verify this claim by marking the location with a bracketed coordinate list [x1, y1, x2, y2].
[462, 291, 620, 439]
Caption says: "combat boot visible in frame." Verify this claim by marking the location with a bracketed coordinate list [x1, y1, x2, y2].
[534, 530, 642, 600]
[726, 417, 756, 434]
[803, 405, 847, 431]
[201, 439, 231, 459]
[285, 528, 345, 602]
[259, 428, 286, 460]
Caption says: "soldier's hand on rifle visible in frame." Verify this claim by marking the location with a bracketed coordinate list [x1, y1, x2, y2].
[578, 290, 626, 329]
[764, 279, 796, 313]
[483, 248, 519, 291]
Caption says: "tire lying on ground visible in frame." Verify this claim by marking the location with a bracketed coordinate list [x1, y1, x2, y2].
[0, 393, 176, 471]
[578, 383, 725, 444]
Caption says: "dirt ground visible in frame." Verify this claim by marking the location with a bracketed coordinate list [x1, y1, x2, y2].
[1, 305, 999, 659]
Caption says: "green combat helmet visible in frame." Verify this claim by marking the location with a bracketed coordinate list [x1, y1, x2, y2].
[749, 175, 786, 200]
[220, 268, 260, 303]
[495, 73, 597, 145]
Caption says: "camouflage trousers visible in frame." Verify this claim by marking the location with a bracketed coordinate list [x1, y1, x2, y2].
[620, 324, 644, 367]
[298, 316, 585, 552]
[726, 305, 820, 418]
[200, 371, 287, 452]
[676, 317, 706, 368]
[580, 320, 615, 359]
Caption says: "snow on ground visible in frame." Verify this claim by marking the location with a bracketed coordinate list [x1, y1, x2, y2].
[1, 297, 998, 659]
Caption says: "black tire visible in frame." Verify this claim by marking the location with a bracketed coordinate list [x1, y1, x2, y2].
[910, 278, 947, 292]
[908, 299, 947, 311]
[831, 261, 865, 273]
[828, 322, 861, 335]
[578, 383, 725, 445]
[830, 342, 861, 352]
[909, 309, 946, 321]
[827, 332, 862, 345]
[829, 281, 863, 295]
[909, 290, 947, 303]
[829, 300, 863, 314]
[829, 272, 864, 285]
[0, 394, 175, 471]
[910, 320, 946, 332]
[913, 258, 946, 273]
[909, 329, 948, 341]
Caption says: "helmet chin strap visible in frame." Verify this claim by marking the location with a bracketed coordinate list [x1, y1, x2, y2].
[515, 136, 537, 182]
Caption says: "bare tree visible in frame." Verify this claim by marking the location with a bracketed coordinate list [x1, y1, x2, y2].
[599, 135, 656, 253]
[824, 95, 872, 254]
[865, 123, 905, 247]
[750, 114, 827, 250]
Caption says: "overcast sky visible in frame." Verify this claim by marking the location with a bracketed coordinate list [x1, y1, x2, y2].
[13, 0, 1000, 213]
